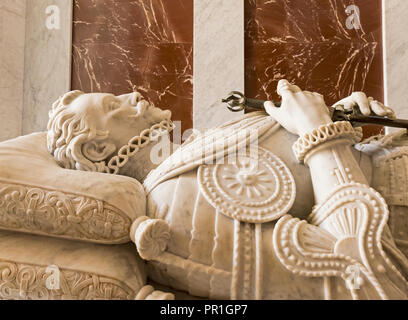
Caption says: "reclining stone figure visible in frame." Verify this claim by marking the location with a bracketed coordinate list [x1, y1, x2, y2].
[46, 79, 408, 299]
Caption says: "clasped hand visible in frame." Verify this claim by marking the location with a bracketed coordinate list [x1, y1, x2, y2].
[264, 79, 395, 136]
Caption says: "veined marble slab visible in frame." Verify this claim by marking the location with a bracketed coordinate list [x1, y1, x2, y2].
[71, 0, 194, 135]
[22, 0, 72, 135]
[0, 0, 26, 142]
[193, 0, 244, 131]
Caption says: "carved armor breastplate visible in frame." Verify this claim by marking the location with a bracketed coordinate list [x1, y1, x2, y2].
[197, 146, 296, 223]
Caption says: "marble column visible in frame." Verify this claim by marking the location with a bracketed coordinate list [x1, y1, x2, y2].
[383, 0, 408, 120]
[0, 0, 26, 142]
[193, 0, 244, 131]
[22, 0, 73, 135]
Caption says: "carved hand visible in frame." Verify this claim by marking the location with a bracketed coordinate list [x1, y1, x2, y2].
[264, 79, 332, 136]
[332, 92, 396, 118]
[264, 80, 397, 136]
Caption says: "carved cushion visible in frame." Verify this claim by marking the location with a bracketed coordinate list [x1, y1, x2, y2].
[0, 230, 146, 300]
[0, 132, 146, 244]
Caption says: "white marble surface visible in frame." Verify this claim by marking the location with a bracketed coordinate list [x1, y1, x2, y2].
[0, 0, 26, 142]
[383, 0, 408, 122]
[22, 0, 72, 135]
[193, 0, 244, 131]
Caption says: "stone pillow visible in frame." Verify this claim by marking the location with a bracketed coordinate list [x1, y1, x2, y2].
[0, 230, 146, 300]
[0, 132, 146, 244]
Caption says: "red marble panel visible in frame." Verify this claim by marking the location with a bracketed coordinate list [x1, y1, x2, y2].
[72, 0, 193, 133]
[245, 0, 384, 137]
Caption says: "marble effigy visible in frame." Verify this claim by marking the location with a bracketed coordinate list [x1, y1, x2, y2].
[31, 79, 406, 299]
[1, 78, 407, 299]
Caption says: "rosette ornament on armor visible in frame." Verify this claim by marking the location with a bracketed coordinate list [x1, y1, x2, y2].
[198, 146, 296, 224]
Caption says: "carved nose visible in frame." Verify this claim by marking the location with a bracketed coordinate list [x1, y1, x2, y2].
[116, 92, 141, 106]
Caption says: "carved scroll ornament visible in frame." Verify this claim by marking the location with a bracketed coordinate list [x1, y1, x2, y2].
[0, 260, 135, 300]
[0, 182, 132, 243]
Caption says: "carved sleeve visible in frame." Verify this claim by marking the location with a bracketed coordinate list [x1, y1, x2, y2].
[273, 123, 408, 299]
[307, 138, 369, 203]
[293, 121, 368, 203]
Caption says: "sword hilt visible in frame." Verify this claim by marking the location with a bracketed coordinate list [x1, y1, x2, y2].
[221, 91, 280, 112]
[222, 91, 408, 129]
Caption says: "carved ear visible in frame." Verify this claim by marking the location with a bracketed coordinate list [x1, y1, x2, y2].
[82, 140, 116, 162]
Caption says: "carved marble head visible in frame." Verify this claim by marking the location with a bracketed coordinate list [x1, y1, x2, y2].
[47, 90, 172, 172]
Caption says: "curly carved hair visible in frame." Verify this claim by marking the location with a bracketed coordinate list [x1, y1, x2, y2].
[47, 90, 109, 172]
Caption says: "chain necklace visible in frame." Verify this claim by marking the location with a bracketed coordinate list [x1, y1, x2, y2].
[98, 119, 174, 174]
